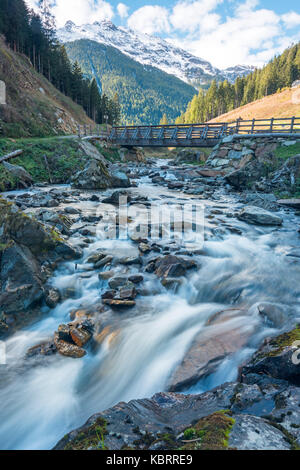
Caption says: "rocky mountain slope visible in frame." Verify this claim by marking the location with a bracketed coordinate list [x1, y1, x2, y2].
[58, 20, 254, 88]
[0, 36, 93, 138]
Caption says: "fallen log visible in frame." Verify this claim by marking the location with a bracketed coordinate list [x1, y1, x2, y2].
[0, 149, 23, 163]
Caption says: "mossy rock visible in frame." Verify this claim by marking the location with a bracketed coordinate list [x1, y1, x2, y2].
[181, 410, 235, 450]
[62, 417, 108, 450]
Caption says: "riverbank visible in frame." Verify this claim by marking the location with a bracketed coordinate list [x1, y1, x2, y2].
[0, 148, 300, 450]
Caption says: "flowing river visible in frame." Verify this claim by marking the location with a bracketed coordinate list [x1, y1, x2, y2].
[1, 160, 300, 449]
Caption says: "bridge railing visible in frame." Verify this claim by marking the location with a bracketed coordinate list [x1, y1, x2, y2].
[225, 116, 300, 135]
[77, 117, 300, 144]
[108, 122, 229, 144]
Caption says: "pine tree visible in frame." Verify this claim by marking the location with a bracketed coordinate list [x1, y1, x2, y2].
[160, 113, 168, 125]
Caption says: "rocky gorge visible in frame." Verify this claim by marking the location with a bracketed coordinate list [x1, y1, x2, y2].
[0, 136, 300, 450]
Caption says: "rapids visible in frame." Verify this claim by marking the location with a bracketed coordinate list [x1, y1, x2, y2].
[0, 161, 300, 449]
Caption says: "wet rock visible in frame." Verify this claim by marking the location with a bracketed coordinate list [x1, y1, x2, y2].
[110, 169, 131, 188]
[167, 181, 184, 190]
[138, 242, 151, 254]
[94, 255, 113, 268]
[90, 194, 100, 202]
[102, 290, 117, 300]
[128, 274, 144, 284]
[57, 324, 73, 342]
[256, 302, 290, 328]
[26, 341, 56, 358]
[155, 255, 196, 278]
[71, 160, 113, 190]
[237, 206, 283, 226]
[87, 252, 106, 264]
[240, 193, 278, 211]
[0, 242, 44, 317]
[277, 198, 300, 209]
[102, 190, 131, 205]
[54, 333, 86, 358]
[161, 278, 183, 291]
[98, 270, 115, 280]
[45, 287, 61, 309]
[168, 323, 251, 391]
[70, 325, 92, 347]
[102, 299, 136, 308]
[108, 276, 128, 290]
[64, 206, 81, 215]
[54, 383, 237, 450]
[241, 327, 300, 386]
[228, 415, 290, 450]
[118, 256, 142, 265]
[119, 287, 137, 300]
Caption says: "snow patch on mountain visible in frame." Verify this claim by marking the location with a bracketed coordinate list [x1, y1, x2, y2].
[58, 20, 254, 86]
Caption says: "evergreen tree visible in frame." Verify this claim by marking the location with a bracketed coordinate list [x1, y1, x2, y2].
[160, 113, 168, 125]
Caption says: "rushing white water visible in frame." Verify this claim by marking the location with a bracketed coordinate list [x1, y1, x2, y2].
[1, 169, 300, 450]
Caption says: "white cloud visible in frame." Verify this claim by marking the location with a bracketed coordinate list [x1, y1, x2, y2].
[170, 0, 222, 33]
[282, 11, 300, 29]
[167, 0, 292, 69]
[127, 5, 170, 35]
[117, 3, 129, 19]
[25, 0, 39, 10]
[52, 0, 114, 27]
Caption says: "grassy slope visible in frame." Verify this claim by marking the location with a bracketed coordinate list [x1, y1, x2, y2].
[0, 37, 93, 138]
[0, 136, 124, 191]
[210, 86, 300, 123]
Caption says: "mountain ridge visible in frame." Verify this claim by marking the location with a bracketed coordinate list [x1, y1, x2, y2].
[58, 19, 255, 88]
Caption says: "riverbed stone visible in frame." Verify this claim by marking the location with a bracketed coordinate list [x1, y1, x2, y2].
[237, 206, 283, 226]
[54, 333, 86, 358]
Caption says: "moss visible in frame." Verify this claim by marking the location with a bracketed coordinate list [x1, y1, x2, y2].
[181, 411, 235, 450]
[63, 417, 108, 450]
[133, 430, 156, 448]
[0, 137, 87, 186]
[255, 326, 300, 362]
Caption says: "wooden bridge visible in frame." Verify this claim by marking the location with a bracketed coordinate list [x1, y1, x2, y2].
[78, 117, 300, 147]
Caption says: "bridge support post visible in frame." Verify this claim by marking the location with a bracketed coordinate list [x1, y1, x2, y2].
[290, 116, 295, 132]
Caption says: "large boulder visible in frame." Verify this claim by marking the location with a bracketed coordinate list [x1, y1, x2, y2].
[110, 168, 131, 188]
[0, 198, 80, 336]
[237, 205, 283, 226]
[119, 147, 145, 163]
[71, 159, 112, 190]
[168, 316, 251, 391]
[241, 327, 300, 386]
[0, 242, 44, 316]
[175, 149, 206, 164]
[3, 161, 33, 188]
[71, 160, 130, 190]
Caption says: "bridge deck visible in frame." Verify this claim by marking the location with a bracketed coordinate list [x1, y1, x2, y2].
[78, 117, 300, 147]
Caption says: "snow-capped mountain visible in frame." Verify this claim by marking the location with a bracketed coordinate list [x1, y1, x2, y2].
[222, 65, 256, 82]
[58, 20, 254, 87]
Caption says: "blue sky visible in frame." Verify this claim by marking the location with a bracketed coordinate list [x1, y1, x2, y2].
[27, 1, 300, 68]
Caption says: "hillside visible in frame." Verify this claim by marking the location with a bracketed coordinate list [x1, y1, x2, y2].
[0, 36, 93, 138]
[64, 39, 196, 125]
[210, 85, 300, 123]
[176, 42, 300, 125]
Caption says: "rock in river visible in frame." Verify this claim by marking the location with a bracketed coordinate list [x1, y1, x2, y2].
[237, 206, 283, 226]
